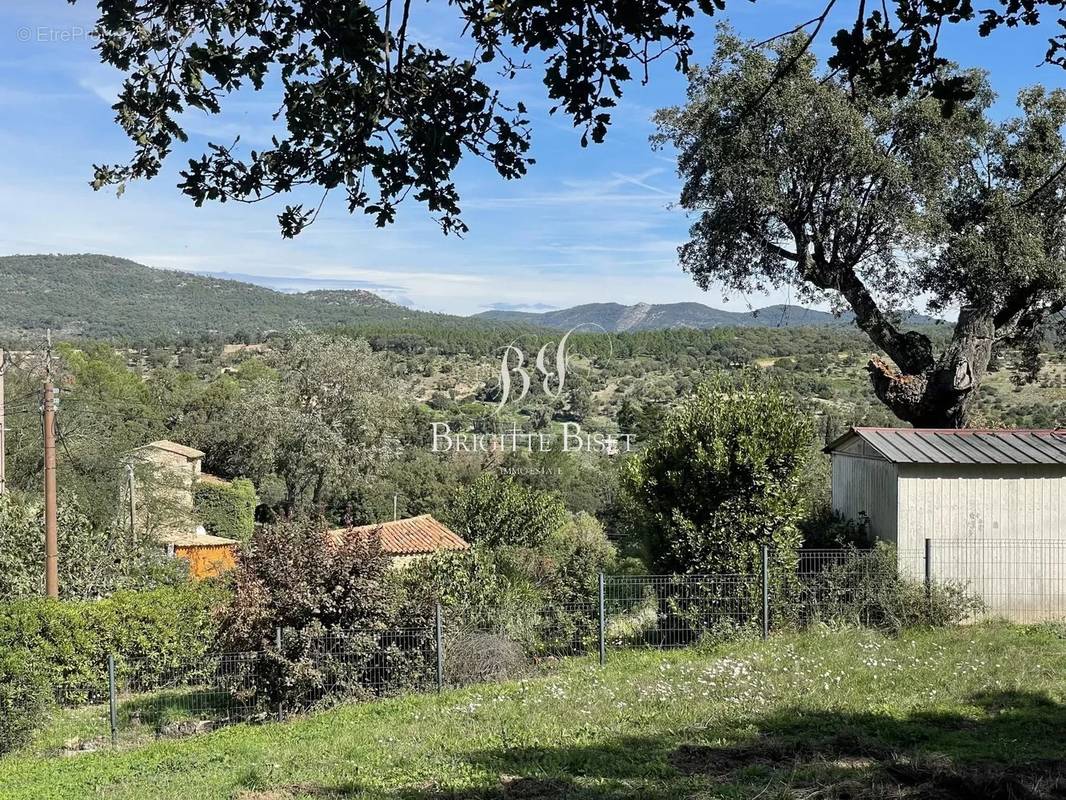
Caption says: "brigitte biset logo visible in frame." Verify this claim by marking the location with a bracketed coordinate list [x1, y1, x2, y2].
[431, 325, 635, 455]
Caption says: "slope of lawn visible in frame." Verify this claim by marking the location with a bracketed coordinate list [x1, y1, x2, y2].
[3, 623, 1066, 800]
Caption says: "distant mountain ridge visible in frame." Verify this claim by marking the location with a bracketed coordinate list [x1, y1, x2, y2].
[0, 254, 418, 341]
[474, 301, 939, 331]
[0, 253, 940, 343]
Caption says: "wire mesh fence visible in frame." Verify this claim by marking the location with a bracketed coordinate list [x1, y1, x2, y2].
[927, 539, 1066, 623]
[604, 573, 763, 648]
[79, 540, 1066, 745]
[284, 626, 439, 711]
[113, 650, 263, 738]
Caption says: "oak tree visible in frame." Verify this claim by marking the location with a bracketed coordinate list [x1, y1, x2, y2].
[77, 0, 1065, 235]
[654, 32, 1066, 427]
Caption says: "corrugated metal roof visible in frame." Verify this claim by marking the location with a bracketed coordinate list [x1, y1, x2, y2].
[330, 514, 470, 556]
[825, 427, 1066, 465]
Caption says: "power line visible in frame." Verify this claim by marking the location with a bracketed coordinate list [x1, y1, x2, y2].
[54, 418, 92, 478]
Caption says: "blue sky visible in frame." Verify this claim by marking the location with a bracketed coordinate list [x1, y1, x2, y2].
[0, 2, 1060, 315]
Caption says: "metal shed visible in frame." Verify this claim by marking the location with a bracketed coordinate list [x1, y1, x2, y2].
[825, 427, 1066, 620]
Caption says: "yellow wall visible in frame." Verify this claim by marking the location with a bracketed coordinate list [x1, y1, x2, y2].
[175, 544, 236, 579]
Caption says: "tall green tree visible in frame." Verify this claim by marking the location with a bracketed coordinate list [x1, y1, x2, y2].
[77, 1, 1063, 235]
[623, 373, 812, 574]
[655, 32, 1066, 427]
[445, 473, 568, 549]
[209, 334, 402, 516]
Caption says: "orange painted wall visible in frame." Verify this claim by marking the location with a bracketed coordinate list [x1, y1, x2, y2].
[174, 544, 236, 579]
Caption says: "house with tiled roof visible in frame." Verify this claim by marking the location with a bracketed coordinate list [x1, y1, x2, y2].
[329, 514, 469, 568]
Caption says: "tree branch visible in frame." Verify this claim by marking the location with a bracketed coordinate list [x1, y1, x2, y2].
[797, 238, 934, 375]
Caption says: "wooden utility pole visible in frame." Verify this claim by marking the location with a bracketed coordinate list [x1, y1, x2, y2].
[0, 348, 7, 496]
[43, 331, 59, 598]
[43, 378, 59, 598]
[125, 464, 137, 540]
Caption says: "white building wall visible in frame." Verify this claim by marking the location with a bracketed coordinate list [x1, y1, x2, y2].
[896, 464, 1066, 546]
[830, 448, 899, 543]
[896, 463, 1066, 621]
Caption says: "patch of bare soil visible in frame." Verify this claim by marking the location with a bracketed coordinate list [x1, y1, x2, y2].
[499, 775, 570, 798]
[669, 739, 1066, 800]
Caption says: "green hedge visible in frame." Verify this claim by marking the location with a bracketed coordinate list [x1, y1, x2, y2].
[0, 648, 51, 755]
[0, 583, 227, 708]
[195, 478, 257, 542]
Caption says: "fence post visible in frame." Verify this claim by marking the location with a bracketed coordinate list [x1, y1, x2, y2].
[761, 545, 770, 640]
[107, 654, 118, 747]
[434, 602, 444, 693]
[924, 538, 933, 605]
[598, 573, 606, 666]
[275, 627, 284, 723]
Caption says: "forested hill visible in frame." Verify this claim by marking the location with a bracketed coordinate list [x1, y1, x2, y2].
[0, 254, 431, 341]
[0, 253, 941, 345]
[475, 301, 939, 331]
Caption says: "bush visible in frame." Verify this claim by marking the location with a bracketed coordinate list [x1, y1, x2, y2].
[790, 545, 985, 632]
[217, 520, 398, 705]
[443, 630, 526, 687]
[622, 372, 813, 575]
[195, 478, 257, 542]
[0, 583, 226, 706]
[0, 649, 52, 755]
[398, 548, 541, 639]
[445, 473, 569, 548]
[399, 513, 616, 659]
[0, 492, 187, 602]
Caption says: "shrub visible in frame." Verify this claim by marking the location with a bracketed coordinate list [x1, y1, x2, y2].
[791, 545, 985, 632]
[399, 513, 615, 659]
[0, 649, 52, 755]
[0, 492, 187, 602]
[195, 478, 258, 542]
[0, 583, 225, 706]
[622, 372, 813, 576]
[800, 506, 873, 549]
[443, 630, 527, 686]
[217, 520, 397, 705]
[541, 512, 617, 604]
[445, 473, 569, 548]
[398, 548, 541, 639]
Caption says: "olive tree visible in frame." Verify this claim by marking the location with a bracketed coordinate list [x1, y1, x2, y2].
[655, 32, 1066, 427]
[211, 334, 402, 516]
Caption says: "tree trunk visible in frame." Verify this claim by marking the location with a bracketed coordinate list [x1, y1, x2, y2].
[866, 307, 995, 428]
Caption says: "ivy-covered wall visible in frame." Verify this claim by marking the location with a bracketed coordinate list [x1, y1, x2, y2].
[195, 478, 257, 542]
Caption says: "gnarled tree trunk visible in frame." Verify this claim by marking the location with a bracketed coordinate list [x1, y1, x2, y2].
[796, 249, 994, 428]
[866, 308, 995, 428]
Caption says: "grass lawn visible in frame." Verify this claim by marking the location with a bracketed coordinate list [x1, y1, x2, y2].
[4, 623, 1066, 799]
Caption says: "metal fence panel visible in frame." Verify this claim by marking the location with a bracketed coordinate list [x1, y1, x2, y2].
[67, 540, 1066, 746]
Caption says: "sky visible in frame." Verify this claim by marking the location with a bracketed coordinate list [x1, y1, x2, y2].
[0, 2, 1061, 315]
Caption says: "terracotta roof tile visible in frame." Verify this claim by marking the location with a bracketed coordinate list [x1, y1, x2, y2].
[136, 440, 205, 460]
[330, 514, 469, 556]
[157, 530, 239, 547]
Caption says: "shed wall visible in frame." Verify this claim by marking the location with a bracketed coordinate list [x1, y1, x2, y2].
[175, 544, 236, 579]
[830, 452, 898, 543]
[896, 464, 1066, 548]
[896, 464, 1066, 621]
